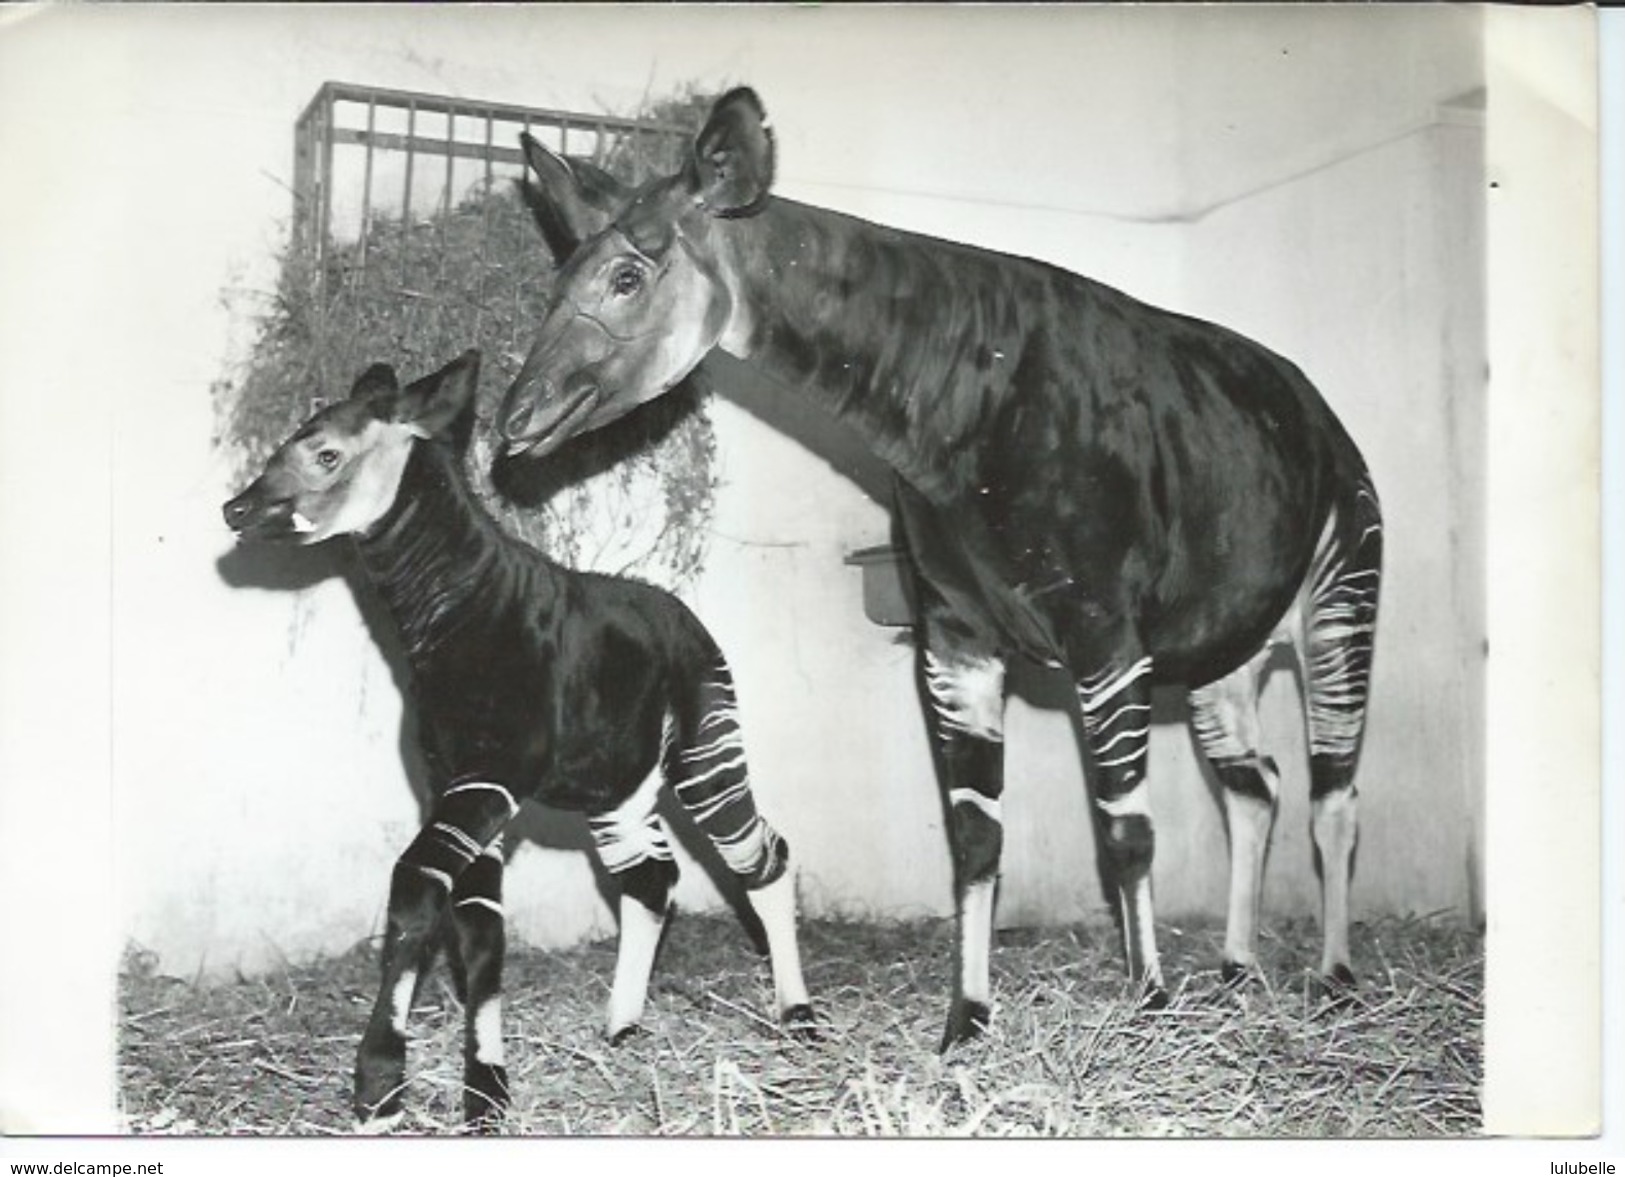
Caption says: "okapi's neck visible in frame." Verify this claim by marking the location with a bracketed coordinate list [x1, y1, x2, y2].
[714, 198, 1045, 496]
[354, 441, 552, 660]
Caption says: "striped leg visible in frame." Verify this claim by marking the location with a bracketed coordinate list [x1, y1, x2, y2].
[1300, 477, 1382, 987]
[669, 663, 813, 1033]
[448, 837, 509, 1129]
[1077, 655, 1165, 1004]
[919, 636, 1007, 1049]
[588, 765, 678, 1044]
[1188, 650, 1280, 984]
[356, 778, 519, 1128]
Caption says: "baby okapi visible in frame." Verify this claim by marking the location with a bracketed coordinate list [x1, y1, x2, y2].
[223, 351, 814, 1130]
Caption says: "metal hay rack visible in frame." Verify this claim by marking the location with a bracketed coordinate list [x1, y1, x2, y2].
[291, 81, 688, 295]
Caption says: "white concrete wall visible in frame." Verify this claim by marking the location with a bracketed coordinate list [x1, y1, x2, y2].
[0, 6, 1489, 984]
[1174, 114, 1488, 921]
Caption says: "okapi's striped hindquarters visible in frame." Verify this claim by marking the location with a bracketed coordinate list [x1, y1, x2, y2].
[499, 87, 1385, 1047]
[668, 660, 789, 889]
[1302, 472, 1383, 982]
[1187, 470, 1382, 991]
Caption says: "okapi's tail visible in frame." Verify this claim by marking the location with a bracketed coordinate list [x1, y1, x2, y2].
[1301, 467, 1383, 792]
[664, 648, 790, 889]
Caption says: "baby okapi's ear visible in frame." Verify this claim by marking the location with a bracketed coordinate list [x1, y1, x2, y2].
[349, 363, 400, 404]
[520, 133, 633, 258]
[393, 350, 482, 440]
[689, 87, 774, 218]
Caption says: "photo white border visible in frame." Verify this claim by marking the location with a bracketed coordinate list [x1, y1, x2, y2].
[0, 1, 1615, 1159]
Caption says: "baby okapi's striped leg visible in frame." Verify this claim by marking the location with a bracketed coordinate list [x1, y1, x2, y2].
[355, 778, 519, 1129]
[669, 664, 814, 1035]
[587, 765, 679, 1044]
[919, 638, 1008, 1050]
[1188, 650, 1280, 984]
[448, 836, 509, 1129]
[1077, 655, 1166, 1006]
[1300, 478, 1383, 989]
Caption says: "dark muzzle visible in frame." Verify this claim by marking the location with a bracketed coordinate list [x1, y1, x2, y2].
[222, 483, 296, 541]
[498, 371, 601, 459]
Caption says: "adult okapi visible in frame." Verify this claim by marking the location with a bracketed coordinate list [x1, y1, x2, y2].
[498, 88, 1382, 1048]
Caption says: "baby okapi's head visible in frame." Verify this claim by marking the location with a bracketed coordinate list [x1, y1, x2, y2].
[223, 350, 480, 544]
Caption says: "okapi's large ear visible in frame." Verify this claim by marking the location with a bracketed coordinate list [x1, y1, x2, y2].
[520, 132, 632, 258]
[690, 87, 774, 218]
[394, 350, 481, 440]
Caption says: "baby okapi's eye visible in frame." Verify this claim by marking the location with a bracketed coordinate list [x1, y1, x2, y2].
[610, 265, 645, 297]
[316, 449, 342, 471]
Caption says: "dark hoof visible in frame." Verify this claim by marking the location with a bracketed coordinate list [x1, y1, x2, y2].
[1139, 982, 1170, 1011]
[1220, 960, 1251, 989]
[1325, 963, 1357, 990]
[609, 1023, 645, 1047]
[354, 1052, 407, 1129]
[462, 1063, 510, 1131]
[939, 999, 991, 1052]
[357, 1033, 409, 1124]
[781, 1003, 820, 1041]
[354, 1090, 405, 1133]
[1315, 964, 1361, 1013]
[355, 1108, 404, 1134]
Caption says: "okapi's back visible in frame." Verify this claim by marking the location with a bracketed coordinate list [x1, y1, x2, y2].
[561, 571, 726, 708]
[728, 196, 1374, 684]
[1043, 289, 1371, 684]
[735, 198, 1366, 514]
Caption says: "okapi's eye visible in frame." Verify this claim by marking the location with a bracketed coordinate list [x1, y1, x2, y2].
[610, 265, 645, 297]
[316, 449, 341, 471]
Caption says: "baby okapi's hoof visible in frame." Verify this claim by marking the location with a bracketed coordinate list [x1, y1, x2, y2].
[462, 1063, 510, 1132]
[354, 1109, 405, 1136]
[609, 1022, 646, 1047]
[354, 1093, 405, 1135]
[1138, 981, 1171, 1011]
[1220, 959, 1252, 989]
[354, 1066, 407, 1132]
[781, 1003, 819, 1041]
[939, 999, 992, 1052]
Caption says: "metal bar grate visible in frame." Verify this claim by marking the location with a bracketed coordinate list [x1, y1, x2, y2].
[292, 80, 689, 269]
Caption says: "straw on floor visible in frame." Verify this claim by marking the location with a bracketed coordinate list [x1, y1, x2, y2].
[119, 911, 1480, 1137]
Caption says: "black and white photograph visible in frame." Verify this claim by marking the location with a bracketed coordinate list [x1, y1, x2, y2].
[0, 1, 1609, 1160]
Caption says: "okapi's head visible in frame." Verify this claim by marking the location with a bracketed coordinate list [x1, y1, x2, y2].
[499, 87, 774, 459]
[223, 352, 480, 544]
